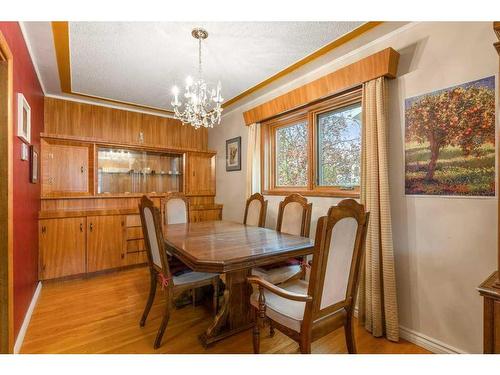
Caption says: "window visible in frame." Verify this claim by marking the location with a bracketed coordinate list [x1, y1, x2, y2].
[262, 89, 362, 197]
[275, 121, 308, 187]
[317, 103, 361, 188]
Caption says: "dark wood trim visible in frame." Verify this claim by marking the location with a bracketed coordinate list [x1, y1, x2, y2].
[243, 47, 399, 125]
[0, 30, 13, 354]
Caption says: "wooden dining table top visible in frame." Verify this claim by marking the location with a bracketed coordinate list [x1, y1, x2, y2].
[163, 220, 315, 273]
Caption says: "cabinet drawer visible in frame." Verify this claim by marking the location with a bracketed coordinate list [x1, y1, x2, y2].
[127, 239, 145, 253]
[126, 214, 141, 227]
[126, 227, 143, 241]
[124, 251, 148, 266]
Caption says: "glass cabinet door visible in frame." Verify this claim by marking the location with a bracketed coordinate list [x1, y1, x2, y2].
[97, 147, 183, 194]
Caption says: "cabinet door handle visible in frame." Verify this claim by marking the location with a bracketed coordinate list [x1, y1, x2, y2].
[80, 223, 83, 232]
[89, 223, 93, 232]
[41, 226, 46, 234]
[81, 166, 85, 173]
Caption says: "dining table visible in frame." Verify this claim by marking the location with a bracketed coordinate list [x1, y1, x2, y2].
[163, 220, 315, 346]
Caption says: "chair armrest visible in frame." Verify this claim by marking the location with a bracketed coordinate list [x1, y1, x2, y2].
[247, 276, 312, 302]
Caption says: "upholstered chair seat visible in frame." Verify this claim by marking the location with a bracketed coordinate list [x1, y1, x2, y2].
[252, 194, 312, 285]
[250, 279, 308, 332]
[251, 264, 301, 285]
[173, 271, 218, 286]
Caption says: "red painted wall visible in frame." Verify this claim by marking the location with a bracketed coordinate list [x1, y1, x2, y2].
[0, 22, 43, 340]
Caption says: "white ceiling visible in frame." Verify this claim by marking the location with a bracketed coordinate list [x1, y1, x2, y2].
[22, 21, 365, 112]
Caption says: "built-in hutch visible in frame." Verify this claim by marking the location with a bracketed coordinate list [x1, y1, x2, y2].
[39, 98, 222, 280]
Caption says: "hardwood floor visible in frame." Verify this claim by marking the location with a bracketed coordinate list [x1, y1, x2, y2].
[22, 267, 430, 354]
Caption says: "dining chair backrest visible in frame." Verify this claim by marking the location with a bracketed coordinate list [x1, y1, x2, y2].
[307, 199, 369, 319]
[139, 196, 171, 279]
[163, 193, 189, 225]
[276, 193, 312, 237]
[243, 193, 268, 227]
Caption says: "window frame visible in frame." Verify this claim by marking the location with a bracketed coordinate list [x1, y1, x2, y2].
[261, 88, 362, 198]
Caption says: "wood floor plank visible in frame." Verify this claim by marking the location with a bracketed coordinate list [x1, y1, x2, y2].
[21, 267, 430, 354]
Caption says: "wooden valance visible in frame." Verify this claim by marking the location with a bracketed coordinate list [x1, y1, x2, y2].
[243, 47, 400, 125]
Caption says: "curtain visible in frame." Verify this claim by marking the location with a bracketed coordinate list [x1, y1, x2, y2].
[358, 77, 399, 342]
[246, 123, 261, 197]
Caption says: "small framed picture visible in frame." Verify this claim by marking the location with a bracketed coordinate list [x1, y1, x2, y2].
[17, 93, 31, 144]
[226, 136, 241, 172]
[30, 145, 39, 184]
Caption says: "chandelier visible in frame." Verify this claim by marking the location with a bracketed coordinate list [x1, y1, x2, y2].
[171, 28, 223, 129]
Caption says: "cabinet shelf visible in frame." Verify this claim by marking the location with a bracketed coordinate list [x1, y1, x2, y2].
[97, 146, 183, 195]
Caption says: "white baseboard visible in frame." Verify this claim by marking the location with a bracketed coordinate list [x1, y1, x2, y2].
[398, 325, 467, 354]
[354, 307, 467, 354]
[13, 281, 42, 354]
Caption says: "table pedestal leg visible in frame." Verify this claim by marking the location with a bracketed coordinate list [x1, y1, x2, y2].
[200, 269, 254, 346]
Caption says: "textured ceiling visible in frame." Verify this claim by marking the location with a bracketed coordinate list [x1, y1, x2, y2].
[22, 21, 365, 112]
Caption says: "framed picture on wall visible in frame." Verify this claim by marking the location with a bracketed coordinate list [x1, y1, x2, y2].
[404, 76, 495, 197]
[30, 145, 39, 184]
[17, 93, 31, 144]
[226, 136, 241, 171]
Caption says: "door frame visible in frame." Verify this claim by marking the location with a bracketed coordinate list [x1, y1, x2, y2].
[0, 30, 14, 354]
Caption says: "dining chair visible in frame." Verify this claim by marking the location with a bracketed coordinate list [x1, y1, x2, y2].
[251, 193, 312, 285]
[139, 196, 220, 349]
[243, 193, 268, 227]
[163, 192, 190, 225]
[248, 199, 369, 354]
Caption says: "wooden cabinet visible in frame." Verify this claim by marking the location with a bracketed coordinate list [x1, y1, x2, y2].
[42, 141, 92, 197]
[190, 207, 222, 222]
[478, 272, 500, 353]
[186, 152, 216, 196]
[39, 218, 86, 280]
[87, 215, 125, 272]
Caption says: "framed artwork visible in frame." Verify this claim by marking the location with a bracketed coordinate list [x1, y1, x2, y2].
[226, 136, 241, 171]
[405, 76, 495, 197]
[30, 145, 39, 184]
[17, 93, 31, 144]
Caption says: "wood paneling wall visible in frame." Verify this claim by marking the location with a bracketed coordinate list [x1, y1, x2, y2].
[44, 97, 208, 151]
[242, 48, 399, 125]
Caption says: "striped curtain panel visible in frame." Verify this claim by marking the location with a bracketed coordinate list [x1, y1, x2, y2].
[358, 77, 399, 342]
[245, 123, 261, 198]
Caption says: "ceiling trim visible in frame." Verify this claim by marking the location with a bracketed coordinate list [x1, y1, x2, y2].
[222, 21, 383, 108]
[51, 21, 175, 115]
[51, 21, 382, 115]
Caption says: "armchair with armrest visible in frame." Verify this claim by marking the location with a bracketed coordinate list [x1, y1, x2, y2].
[248, 199, 369, 354]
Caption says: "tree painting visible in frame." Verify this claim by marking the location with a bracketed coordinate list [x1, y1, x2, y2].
[405, 76, 496, 196]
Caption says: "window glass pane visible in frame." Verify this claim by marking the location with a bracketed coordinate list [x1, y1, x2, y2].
[317, 103, 361, 187]
[275, 121, 308, 187]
